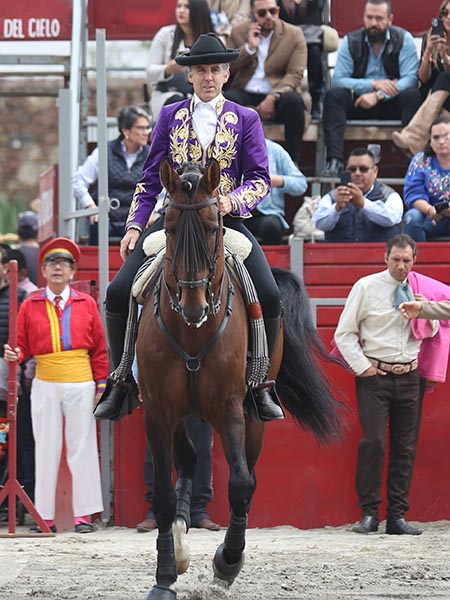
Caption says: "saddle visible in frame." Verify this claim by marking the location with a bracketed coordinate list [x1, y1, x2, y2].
[132, 228, 253, 304]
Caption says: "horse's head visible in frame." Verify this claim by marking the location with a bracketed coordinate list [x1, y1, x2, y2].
[160, 158, 223, 327]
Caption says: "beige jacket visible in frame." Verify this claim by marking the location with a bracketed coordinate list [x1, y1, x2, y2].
[420, 300, 450, 320]
[227, 18, 307, 96]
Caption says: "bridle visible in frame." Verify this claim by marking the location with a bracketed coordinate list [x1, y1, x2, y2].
[153, 166, 235, 415]
[164, 172, 224, 317]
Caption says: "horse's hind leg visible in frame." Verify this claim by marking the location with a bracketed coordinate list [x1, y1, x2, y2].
[213, 411, 256, 585]
[172, 421, 197, 575]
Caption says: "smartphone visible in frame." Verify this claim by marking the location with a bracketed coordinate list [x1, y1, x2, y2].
[431, 17, 445, 37]
[434, 200, 450, 213]
[339, 170, 351, 186]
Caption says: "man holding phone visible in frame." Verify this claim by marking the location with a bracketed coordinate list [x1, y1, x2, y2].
[225, 0, 308, 166]
[321, 0, 422, 176]
[312, 147, 403, 242]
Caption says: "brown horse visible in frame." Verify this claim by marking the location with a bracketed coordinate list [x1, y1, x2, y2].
[137, 158, 342, 600]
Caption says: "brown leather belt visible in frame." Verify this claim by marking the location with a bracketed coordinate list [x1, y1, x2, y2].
[368, 358, 418, 375]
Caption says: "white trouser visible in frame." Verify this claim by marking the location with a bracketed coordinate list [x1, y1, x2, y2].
[31, 379, 104, 520]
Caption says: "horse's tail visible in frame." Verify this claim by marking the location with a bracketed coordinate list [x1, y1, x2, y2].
[273, 267, 346, 444]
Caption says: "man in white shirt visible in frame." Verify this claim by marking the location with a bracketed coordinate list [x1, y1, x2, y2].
[225, 0, 308, 165]
[313, 147, 403, 242]
[335, 234, 431, 536]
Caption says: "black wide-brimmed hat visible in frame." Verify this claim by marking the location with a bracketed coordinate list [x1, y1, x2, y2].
[175, 32, 240, 66]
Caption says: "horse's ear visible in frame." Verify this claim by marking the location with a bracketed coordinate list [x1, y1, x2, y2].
[160, 157, 179, 194]
[204, 158, 221, 195]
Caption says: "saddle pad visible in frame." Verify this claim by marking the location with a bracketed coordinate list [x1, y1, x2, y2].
[132, 227, 252, 303]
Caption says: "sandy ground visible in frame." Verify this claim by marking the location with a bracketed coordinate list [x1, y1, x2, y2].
[1, 520, 450, 599]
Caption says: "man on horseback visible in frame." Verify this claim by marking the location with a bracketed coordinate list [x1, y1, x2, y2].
[94, 32, 283, 422]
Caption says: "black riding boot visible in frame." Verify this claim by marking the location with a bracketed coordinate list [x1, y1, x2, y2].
[254, 315, 284, 421]
[94, 310, 138, 421]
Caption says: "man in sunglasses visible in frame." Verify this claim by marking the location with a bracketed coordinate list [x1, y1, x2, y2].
[225, 0, 307, 166]
[312, 147, 403, 241]
[322, 0, 422, 176]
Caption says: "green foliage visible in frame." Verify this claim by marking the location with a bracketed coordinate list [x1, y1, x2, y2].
[0, 200, 26, 235]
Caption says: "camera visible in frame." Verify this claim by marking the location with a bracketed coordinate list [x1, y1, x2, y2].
[434, 200, 450, 213]
[431, 17, 445, 37]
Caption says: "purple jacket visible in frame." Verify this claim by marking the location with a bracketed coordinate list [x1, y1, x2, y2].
[126, 95, 270, 229]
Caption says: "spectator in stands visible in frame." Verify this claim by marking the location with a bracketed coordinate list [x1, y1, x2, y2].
[73, 105, 151, 245]
[403, 116, 450, 241]
[4, 238, 108, 534]
[146, 0, 213, 120]
[7, 248, 38, 295]
[246, 137, 308, 244]
[312, 147, 403, 241]
[209, 0, 251, 37]
[225, 0, 308, 165]
[393, 0, 450, 156]
[322, 0, 422, 176]
[335, 234, 439, 536]
[16, 211, 39, 286]
[277, 0, 329, 120]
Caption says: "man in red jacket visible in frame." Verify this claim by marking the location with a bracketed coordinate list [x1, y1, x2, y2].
[4, 237, 108, 534]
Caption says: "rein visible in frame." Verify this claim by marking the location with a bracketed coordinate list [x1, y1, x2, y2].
[165, 174, 222, 316]
[153, 269, 234, 416]
[155, 166, 233, 416]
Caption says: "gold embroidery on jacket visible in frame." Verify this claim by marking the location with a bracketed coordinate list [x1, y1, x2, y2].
[231, 179, 269, 210]
[127, 183, 146, 223]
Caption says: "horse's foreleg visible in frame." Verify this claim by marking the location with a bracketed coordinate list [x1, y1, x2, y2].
[146, 422, 178, 599]
[213, 409, 255, 585]
[172, 422, 196, 575]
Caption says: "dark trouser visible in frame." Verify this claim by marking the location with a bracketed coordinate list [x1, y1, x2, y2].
[224, 89, 305, 164]
[245, 210, 285, 246]
[144, 417, 213, 524]
[355, 370, 420, 520]
[307, 43, 325, 100]
[323, 86, 423, 161]
[106, 215, 281, 319]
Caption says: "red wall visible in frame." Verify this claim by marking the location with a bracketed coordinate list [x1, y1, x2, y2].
[86, 242, 450, 529]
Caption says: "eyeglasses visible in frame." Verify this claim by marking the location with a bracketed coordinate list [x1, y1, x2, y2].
[256, 7, 278, 17]
[431, 132, 450, 142]
[132, 126, 151, 133]
[439, 8, 449, 17]
[347, 165, 372, 173]
[44, 259, 73, 268]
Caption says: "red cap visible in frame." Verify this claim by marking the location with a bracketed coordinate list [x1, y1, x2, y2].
[38, 237, 81, 264]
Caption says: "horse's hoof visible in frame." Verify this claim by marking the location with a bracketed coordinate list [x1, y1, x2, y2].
[145, 584, 177, 599]
[212, 543, 245, 585]
[173, 519, 190, 575]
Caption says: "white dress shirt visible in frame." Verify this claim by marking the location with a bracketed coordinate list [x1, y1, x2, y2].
[244, 32, 274, 95]
[192, 93, 221, 149]
[46, 285, 70, 310]
[334, 269, 423, 375]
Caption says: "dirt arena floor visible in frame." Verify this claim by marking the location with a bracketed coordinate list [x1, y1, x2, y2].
[1, 521, 450, 599]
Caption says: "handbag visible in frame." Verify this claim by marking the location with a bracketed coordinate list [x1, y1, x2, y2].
[156, 72, 193, 96]
[299, 23, 339, 53]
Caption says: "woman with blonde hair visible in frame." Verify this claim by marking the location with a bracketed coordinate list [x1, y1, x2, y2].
[393, 0, 450, 155]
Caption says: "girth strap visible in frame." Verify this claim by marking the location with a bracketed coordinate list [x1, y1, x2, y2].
[154, 269, 234, 416]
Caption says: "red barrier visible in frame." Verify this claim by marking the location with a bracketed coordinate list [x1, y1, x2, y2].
[76, 243, 450, 529]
